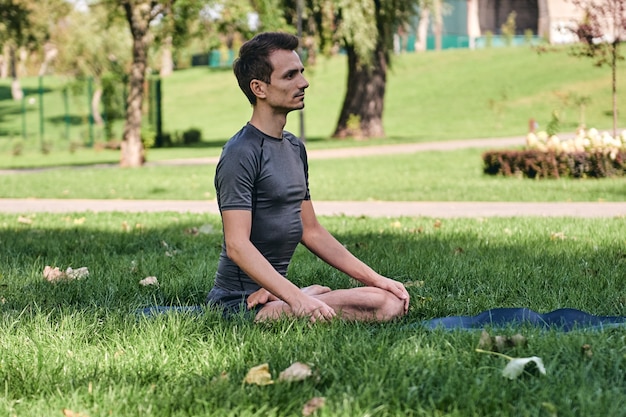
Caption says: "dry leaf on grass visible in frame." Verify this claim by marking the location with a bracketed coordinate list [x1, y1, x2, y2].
[477, 330, 527, 352]
[502, 356, 546, 380]
[404, 280, 424, 288]
[139, 276, 159, 287]
[44, 266, 89, 283]
[17, 216, 33, 224]
[243, 363, 274, 386]
[476, 348, 546, 380]
[302, 397, 325, 416]
[63, 409, 89, 417]
[278, 362, 312, 382]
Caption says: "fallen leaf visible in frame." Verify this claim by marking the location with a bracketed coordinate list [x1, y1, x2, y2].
[278, 362, 312, 382]
[581, 344, 593, 358]
[302, 397, 325, 416]
[404, 280, 425, 288]
[476, 349, 546, 380]
[139, 276, 159, 287]
[433, 219, 442, 229]
[43, 266, 89, 283]
[17, 216, 32, 225]
[198, 224, 215, 234]
[243, 363, 274, 386]
[478, 331, 527, 352]
[43, 266, 65, 283]
[185, 227, 199, 236]
[63, 409, 89, 417]
[66, 267, 89, 280]
[502, 356, 546, 380]
[550, 231, 566, 240]
[478, 330, 493, 350]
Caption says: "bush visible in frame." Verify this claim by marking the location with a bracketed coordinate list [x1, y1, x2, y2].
[482, 149, 626, 178]
[182, 128, 202, 145]
[483, 128, 626, 179]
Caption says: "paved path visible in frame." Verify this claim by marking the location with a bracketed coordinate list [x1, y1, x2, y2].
[1, 199, 625, 218]
[1, 135, 625, 218]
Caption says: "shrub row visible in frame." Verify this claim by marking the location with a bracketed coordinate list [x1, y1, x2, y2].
[482, 149, 626, 179]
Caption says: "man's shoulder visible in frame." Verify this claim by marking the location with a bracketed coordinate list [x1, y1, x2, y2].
[222, 125, 261, 153]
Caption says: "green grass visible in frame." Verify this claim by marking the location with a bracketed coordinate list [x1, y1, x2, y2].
[1, 45, 624, 164]
[1, 212, 626, 416]
[1, 147, 625, 201]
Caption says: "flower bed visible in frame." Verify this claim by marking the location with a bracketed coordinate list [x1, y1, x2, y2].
[482, 128, 626, 178]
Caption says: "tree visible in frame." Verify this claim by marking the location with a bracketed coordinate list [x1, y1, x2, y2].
[0, 0, 35, 99]
[52, 5, 131, 139]
[312, 1, 418, 139]
[571, 0, 626, 137]
[0, 0, 71, 99]
[94, 0, 180, 167]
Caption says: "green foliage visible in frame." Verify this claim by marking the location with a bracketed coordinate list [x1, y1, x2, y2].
[546, 110, 561, 136]
[501, 11, 517, 46]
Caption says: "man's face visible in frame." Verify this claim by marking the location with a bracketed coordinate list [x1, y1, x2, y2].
[264, 49, 309, 113]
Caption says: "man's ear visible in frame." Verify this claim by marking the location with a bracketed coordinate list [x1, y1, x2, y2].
[250, 79, 267, 100]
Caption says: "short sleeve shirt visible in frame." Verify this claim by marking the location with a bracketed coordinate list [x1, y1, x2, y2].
[212, 123, 310, 292]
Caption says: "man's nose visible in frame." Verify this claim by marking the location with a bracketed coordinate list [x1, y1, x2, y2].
[299, 74, 309, 89]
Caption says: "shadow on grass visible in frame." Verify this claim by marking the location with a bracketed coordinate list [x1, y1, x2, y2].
[0, 85, 54, 101]
[1, 214, 624, 319]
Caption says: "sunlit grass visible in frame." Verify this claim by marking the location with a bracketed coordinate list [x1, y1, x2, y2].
[1, 212, 625, 416]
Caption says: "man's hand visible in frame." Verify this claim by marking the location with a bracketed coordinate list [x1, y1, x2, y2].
[289, 294, 337, 323]
[373, 276, 410, 314]
[247, 287, 279, 309]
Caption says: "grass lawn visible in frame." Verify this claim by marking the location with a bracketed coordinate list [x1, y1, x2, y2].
[1, 212, 625, 416]
[1, 147, 625, 202]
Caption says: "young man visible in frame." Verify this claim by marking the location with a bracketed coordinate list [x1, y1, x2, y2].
[206, 32, 409, 322]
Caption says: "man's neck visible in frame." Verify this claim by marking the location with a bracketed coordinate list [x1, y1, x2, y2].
[249, 107, 287, 139]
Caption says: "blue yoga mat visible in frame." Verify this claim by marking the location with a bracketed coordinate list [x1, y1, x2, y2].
[416, 307, 626, 331]
[138, 306, 626, 331]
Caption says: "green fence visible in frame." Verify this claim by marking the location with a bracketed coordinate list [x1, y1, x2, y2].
[0, 76, 126, 154]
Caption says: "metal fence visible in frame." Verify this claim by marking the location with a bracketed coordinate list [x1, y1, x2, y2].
[0, 76, 127, 154]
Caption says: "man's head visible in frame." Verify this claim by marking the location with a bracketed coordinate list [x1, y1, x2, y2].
[233, 32, 300, 105]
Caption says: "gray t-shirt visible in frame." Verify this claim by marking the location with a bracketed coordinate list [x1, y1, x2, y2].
[211, 123, 310, 293]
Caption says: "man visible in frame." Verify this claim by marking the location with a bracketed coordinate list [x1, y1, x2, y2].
[206, 32, 409, 322]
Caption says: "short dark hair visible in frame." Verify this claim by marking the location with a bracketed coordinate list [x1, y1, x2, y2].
[233, 32, 300, 105]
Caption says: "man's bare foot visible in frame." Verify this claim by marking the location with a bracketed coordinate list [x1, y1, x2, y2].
[301, 285, 332, 296]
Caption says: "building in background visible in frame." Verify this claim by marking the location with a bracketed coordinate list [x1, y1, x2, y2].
[397, 0, 583, 52]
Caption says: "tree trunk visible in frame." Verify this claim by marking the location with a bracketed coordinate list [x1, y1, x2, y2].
[332, 43, 387, 139]
[121, 2, 151, 167]
[160, 35, 174, 77]
[0, 44, 8, 78]
[8, 45, 23, 101]
[611, 41, 617, 138]
[92, 88, 104, 126]
[416, 8, 430, 52]
[434, 0, 443, 51]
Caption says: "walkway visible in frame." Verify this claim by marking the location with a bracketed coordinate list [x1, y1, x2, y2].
[0, 199, 625, 218]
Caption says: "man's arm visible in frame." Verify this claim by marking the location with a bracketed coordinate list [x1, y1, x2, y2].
[221, 209, 336, 320]
[299, 200, 410, 312]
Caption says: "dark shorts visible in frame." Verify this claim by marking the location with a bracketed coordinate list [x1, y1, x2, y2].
[206, 286, 264, 319]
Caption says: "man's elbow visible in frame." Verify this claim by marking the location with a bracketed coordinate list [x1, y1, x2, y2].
[224, 239, 247, 262]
